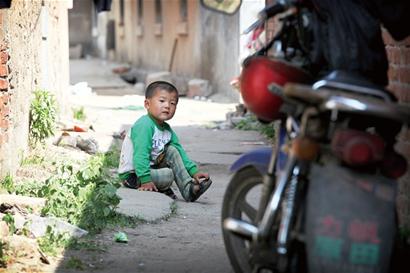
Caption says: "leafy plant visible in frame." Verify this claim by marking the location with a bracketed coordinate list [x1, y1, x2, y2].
[0, 240, 10, 268]
[12, 153, 122, 233]
[29, 90, 58, 146]
[2, 214, 16, 235]
[37, 226, 71, 256]
[102, 143, 121, 168]
[0, 174, 14, 193]
[72, 106, 86, 121]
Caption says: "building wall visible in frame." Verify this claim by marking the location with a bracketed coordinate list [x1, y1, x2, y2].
[68, 0, 93, 57]
[0, 0, 69, 178]
[109, 0, 240, 99]
[198, 6, 240, 101]
[113, 0, 200, 73]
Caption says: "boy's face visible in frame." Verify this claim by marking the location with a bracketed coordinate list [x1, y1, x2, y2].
[145, 89, 178, 124]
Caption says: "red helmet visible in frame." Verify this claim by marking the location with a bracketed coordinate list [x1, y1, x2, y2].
[240, 56, 313, 122]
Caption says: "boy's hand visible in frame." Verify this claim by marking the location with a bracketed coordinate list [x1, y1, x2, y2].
[138, 182, 158, 192]
[193, 172, 209, 184]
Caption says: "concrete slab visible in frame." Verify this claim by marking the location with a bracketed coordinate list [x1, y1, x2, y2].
[116, 187, 174, 222]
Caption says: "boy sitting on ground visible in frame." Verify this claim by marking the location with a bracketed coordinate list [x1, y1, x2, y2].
[118, 81, 212, 202]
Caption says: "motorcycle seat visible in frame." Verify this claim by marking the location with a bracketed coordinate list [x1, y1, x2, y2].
[313, 70, 397, 102]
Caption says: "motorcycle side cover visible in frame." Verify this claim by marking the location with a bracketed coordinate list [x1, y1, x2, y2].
[306, 163, 397, 273]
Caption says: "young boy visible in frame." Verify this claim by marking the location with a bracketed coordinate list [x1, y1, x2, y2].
[118, 81, 212, 202]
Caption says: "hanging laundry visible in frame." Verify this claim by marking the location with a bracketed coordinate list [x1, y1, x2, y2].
[93, 0, 112, 13]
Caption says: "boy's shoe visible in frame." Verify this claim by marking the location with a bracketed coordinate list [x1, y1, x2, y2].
[122, 174, 140, 189]
[189, 178, 212, 202]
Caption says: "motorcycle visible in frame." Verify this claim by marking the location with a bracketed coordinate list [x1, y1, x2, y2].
[201, 0, 410, 272]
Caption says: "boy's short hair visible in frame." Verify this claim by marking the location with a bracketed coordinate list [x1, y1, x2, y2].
[145, 81, 178, 99]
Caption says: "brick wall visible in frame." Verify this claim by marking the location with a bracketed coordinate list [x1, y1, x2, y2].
[384, 31, 410, 227]
[0, 11, 11, 150]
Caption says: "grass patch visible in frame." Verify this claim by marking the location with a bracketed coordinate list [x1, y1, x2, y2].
[20, 154, 45, 166]
[235, 114, 275, 140]
[72, 106, 86, 121]
[65, 256, 85, 270]
[68, 237, 107, 252]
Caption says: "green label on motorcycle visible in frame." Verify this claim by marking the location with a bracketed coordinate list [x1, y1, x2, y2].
[314, 236, 343, 261]
[349, 243, 379, 265]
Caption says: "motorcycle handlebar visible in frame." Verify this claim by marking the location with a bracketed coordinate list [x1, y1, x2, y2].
[258, 2, 288, 20]
[282, 84, 410, 124]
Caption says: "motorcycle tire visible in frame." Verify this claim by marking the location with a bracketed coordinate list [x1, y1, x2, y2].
[221, 167, 264, 273]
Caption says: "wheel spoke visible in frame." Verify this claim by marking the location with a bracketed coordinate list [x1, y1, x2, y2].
[238, 198, 257, 222]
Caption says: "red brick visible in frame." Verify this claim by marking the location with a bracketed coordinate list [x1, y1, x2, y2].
[386, 46, 402, 65]
[399, 67, 410, 83]
[0, 104, 9, 116]
[0, 78, 7, 90]
[402, 47, 410, 65]
[397, 85, 410, 103]
[387, 65, 400, 82]
[0, 64, 8, 76]
[0, 51, 8, 64]
[0, 93, 9, 105]
[0, 118, 9, 129]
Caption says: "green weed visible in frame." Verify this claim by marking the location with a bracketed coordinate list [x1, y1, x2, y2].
[2, 214, 16, 235]
[9, 150, 124, 234]
[235, 114, 275, 140]
[29, 90, 58, 146]
[102, 146, 121, 168]
[0, 174, 14, 193]
[65, 257, 85, 270]
[37, 226, 71, 256]
[0, 240, 10, 268]
[21, 154, 45, 166]
[72, 106, 86, 121]
[68, 237, 107, 252]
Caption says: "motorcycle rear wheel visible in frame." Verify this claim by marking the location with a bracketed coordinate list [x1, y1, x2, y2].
[222, 167, 265, 273]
